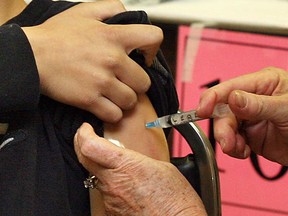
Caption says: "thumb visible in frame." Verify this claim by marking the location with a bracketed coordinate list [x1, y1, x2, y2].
[74, 123, 139, 171]
[228, 90, 286, 122]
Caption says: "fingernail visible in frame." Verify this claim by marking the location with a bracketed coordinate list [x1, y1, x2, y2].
[234, 91, 247, 109]
[108, 138, 125, 148]
[196, 106, 201, 116]
[220, 139, 226, 151]
[243, 145, 249, 158]
[243, 149, 247, 158]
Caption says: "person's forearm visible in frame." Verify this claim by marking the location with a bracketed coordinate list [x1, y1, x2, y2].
[75, 123, 208, 216]
[0, 24, 40, 114]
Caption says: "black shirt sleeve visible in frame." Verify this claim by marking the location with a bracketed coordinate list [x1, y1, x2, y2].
[0, 24, 40, 114]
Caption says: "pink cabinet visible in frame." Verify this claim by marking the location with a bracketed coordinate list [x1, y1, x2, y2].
[173, 25, 288, 215]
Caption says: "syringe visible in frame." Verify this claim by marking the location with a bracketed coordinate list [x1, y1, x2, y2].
[146, 103, 232, 128]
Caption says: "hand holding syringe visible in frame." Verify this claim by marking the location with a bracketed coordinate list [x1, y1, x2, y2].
[146, 103, 232, 128]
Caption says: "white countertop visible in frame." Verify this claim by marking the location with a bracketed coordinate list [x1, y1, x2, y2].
[125, 0, 288, 35]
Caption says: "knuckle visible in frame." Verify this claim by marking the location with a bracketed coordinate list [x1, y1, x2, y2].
[111, 0, 125, 10]
[76, 92, 123, 122]
[107, 0, 121, 7]
[94, 73, 114, 89]
[102, 25, 119, 41]
[121, 93, 137, 110]
[131, 71, 151, 93]
[102, 52, 123, 70]
[80, 94, 100, 108]
[146, 25, 163, 39]
[260, 67, 288, 93]
[91, 70, 115, 90]
[200, 87, 213, 98]
[108, 111, 122, 123]
[143, 25, 164, 45]
[101, 107, 123, 123]
[261, 66, 285, 75]
[152, 26, 164, 42]
[256, 97, 267, 117]
[140, 75, 151, 92]
[262, 66, 277, 71]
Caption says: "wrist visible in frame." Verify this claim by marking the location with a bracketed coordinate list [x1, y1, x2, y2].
[22, 26, 49, 93]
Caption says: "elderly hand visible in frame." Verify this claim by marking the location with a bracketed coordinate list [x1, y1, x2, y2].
[197, 67, 288, 165]
[74, 123, 207, 216]
[22, 0, 163, 122]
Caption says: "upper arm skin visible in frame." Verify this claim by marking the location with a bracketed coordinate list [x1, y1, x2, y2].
[90, 93, 170, 215]
[104, 93, 170, 162]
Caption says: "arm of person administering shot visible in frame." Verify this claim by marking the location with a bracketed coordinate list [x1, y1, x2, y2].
[74, 121, 207, 216]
